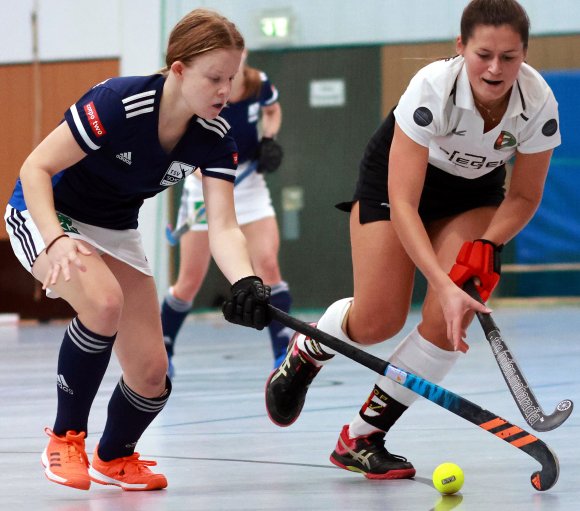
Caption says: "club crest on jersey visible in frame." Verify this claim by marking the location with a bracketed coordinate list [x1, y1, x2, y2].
[494, 131, 517, 150]
[233, 152, 239, 165]
[160, 161, 195, 186]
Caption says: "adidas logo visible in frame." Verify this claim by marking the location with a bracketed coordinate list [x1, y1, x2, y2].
[116, 152, 132, 165]
[57, 374, 74, 395]
[48, 451, 61, 467]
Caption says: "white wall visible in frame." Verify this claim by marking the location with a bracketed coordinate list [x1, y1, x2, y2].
[163, 0, 580, 50]
[0, 0, 120, 63]
[4, 0, 579, 66]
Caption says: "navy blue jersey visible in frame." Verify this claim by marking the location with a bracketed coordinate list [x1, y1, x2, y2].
[221, 72, 278, 164]
[9, 74, 238, 229]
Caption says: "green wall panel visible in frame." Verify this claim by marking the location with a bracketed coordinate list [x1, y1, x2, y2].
[172, 46, 383, 310]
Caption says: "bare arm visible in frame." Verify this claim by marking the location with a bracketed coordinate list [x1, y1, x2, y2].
[480, 149, 553, 245]
[260, 102, 282, 138]
[202, 175, 255, 284]
[20, 122, 92, 286]
[21, 122, 87, 244]
[388, 123, 489, 348]
[388, 124, 450, 291]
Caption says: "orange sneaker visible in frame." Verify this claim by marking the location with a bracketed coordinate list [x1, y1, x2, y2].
[89, 445, 167, 491]
[41, 427, 91, 490]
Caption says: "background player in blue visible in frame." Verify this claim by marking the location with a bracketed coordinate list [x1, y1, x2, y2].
[4, 9, 271, 491]
[264, 0, 561, 479]
[161, 50, 291, 376]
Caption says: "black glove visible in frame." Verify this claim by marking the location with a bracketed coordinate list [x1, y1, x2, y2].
[256, 137, 283, 173]
[222, 276, 272, 330]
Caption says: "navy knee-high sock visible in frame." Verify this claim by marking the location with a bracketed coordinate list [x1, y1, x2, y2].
[160, 289, 192, 357]
[53, 317, 116, 436]
[98, 376, 172, 461]
[268, 281, 293, 360]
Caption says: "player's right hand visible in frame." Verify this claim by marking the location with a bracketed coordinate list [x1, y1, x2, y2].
[438, 281, 491, 353]
[42, 235, 92, 289]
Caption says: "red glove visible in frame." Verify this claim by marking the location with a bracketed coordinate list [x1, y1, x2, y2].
[449, 239, 502, 301]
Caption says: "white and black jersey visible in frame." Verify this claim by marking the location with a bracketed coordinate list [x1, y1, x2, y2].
[340, 56, 561, 223]
[8, 74, 238, 230]
[395, 55, 561, 178]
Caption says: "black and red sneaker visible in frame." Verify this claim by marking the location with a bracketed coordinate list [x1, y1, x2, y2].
[265, 331, 322, 427]
[330, 425, 416, 479]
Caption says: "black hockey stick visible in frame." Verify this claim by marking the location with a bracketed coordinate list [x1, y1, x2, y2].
[268, 305, 559, 491]
[464, 280, 573, 432]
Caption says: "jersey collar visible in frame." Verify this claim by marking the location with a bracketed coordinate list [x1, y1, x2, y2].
[453, 61, 526, 119]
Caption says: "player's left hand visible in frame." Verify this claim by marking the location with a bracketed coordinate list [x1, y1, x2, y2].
[222, 276, 272, 330]
[256, 137, 283, 173]
[449, 239, 502, 301]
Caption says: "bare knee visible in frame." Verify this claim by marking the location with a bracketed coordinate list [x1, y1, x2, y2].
[142, 363, 168, 395]
[253, 253, 280, 283]
[127, 359, 168, 398]
[79, 287, 124, 332]
[347, 314, 407, 345]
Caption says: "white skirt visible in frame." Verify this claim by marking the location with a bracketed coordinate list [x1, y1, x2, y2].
[177, 160, 276, 232]
[4, 205, 152, 298]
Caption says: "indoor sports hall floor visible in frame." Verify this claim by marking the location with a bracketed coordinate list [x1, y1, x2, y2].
[1, 302, 579, 511]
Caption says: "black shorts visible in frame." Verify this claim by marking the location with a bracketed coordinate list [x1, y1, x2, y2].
[336, 108, 506, 223]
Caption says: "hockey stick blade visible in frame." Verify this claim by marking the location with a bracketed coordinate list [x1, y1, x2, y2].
[268, 306, 559, 491]
[165, 224, 178, 246]
[165, 220, 193, 246]
[464, 280, 573, 432]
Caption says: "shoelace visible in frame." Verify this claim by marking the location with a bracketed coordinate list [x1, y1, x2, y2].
[45, 428, 89, 467]
[118, 453, 158, 474]
[64, 433, 89, 467]
[67, 442, 90, 467]
[365, 433, 409, 462]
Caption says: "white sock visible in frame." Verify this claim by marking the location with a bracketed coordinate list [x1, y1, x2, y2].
[298, 297, 354, 367]
[348, 325, 461, 437]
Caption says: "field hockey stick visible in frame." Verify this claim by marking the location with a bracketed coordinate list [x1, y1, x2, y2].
[464, 280, 573, 432]
[166, 161, 258, 245]
[165, 219, 193, 246]
[268, 305, 559, 491]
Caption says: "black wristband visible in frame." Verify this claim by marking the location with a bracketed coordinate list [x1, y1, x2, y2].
[45, 234, 69, 254]
[475, 238, 504, 252]
[475, 239, 502, 274]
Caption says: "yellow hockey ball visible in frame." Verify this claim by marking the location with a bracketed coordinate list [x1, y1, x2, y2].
[432, 462, 464, 495]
